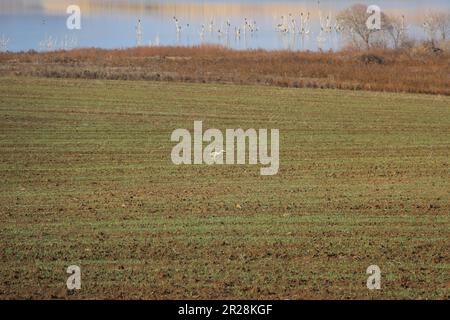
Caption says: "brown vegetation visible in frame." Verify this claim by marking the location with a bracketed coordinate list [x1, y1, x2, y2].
[0, 45, 449, 95]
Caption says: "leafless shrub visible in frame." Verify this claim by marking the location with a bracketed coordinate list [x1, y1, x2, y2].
[0, 34, 10, 52]
[422, 12, 450, 43]
[385, 15, 409, 49]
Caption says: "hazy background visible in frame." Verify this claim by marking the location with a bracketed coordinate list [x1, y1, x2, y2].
[1, 0, 450, 51]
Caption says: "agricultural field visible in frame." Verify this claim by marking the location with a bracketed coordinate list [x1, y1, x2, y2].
[0, 76, 449, 299]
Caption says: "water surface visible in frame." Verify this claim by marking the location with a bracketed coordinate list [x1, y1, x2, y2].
[1, 0, 449, 52]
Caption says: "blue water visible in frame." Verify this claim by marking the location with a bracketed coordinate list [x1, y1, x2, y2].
[0, 0, 449, 52]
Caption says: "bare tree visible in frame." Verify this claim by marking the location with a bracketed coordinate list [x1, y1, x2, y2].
[385, 15, 408, 49]
[423, 12, 450, 42]
[337, 4, 389, 49]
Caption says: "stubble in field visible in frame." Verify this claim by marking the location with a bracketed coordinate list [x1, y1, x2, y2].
[0, 77, 448, 299]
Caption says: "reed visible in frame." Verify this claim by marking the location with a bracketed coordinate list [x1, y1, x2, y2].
[0, 44, 448, 95]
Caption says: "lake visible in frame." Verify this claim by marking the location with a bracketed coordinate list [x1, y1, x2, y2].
[1, 0, 449, 52]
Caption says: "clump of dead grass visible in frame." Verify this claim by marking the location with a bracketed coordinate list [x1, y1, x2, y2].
[0, 44, 448, 95]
